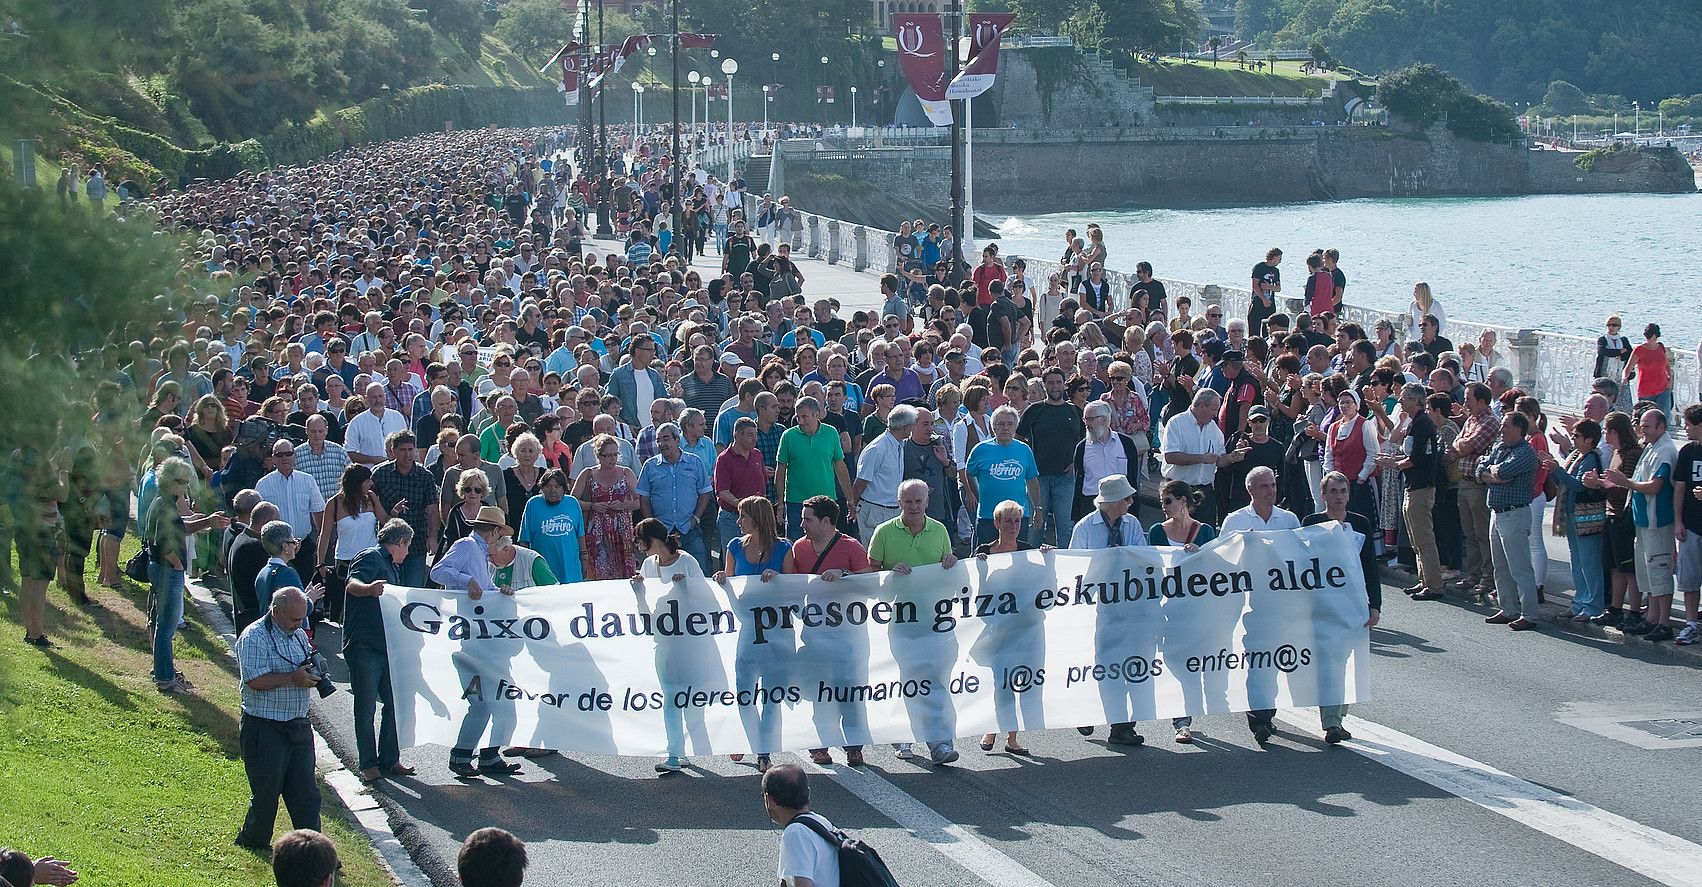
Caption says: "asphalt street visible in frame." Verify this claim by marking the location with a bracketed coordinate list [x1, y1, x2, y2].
[305, 561, 1702, 887]
[295, 242, 1702, 886]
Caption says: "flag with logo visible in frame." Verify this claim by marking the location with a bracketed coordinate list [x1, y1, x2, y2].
[946, 12, 1015, 99]
[891, 13, 952, 126]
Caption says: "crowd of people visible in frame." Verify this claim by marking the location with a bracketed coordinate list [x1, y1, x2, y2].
[6, 122, 1701, 873]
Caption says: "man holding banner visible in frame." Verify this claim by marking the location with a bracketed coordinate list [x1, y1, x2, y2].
[1067, 475, 1151, 746]
[1221, 466, 1303, 745]
[869, 479, 960, 765]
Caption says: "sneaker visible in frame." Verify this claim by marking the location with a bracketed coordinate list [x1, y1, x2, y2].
[1644, 625, 1675, 643]
[1590, 610, 1622, 627]
[929, 747, 960, 766]
[756, 754, 772, 772]
[174, 671, 196, 690]
[653, 756, 684, 772]
[893, 743, 916, 759]
[1676, 623, 1699, 645]
[1624, 620, 1656, 635]
[155, 675, 192, 694]
[23, 634, 53, 648]
[1106, 728, 1145, 746]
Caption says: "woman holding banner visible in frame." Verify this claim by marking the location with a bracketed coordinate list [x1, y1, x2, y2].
[973, 500, 1049, 755]
[1301, 471, 1381, 745]
[716, 497, 792, 774]
[631, 518, 709, 774]
[1146, 480, 1219, 744]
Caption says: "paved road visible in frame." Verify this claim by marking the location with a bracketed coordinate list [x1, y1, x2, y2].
[307, 563, 1702, 887]
[298, 234, 1702, 887]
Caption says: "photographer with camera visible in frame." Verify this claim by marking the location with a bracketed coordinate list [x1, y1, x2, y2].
[233, 587, 325, 852]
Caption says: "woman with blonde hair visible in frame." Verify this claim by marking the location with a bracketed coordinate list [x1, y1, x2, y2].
[574, 432, 640, 579]
[144, 457, 230, 692]
[186, 394, 231, 480]
[1406, 282, 1445, 343]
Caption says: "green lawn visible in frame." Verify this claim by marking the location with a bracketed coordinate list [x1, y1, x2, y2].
[0, 539, 394, 887]
[1124, 57, 1328, 97]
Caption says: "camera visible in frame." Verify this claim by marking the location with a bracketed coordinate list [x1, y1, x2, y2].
[302, 651, 337, 699]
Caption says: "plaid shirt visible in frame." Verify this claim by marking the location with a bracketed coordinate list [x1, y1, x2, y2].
[294, 442, 349, 500]
[1477, 440, 1537, 511]
[1453, 410, 1502, 473]
[636, 425, 660, 464]
[756, 422, 785, 499]
[235, 616, 314, 721]
[372, 460, 438, 559]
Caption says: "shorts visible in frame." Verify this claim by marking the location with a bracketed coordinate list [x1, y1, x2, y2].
[16, 524, 62, 581]
[96, 488, 130, 539]
[1633, 525, 1675, 598]
[1605, 511, 1636, 574]
[1678, 531, 1702, 594]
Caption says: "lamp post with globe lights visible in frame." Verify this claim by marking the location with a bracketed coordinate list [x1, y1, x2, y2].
[721, 57, 738, 183]
[632, 81, 644, 129]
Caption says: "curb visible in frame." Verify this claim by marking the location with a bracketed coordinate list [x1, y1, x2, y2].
[1373, 561, 1702, 662]
[184, 580, 435, 887]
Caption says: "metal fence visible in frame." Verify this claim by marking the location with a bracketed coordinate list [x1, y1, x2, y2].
[779, 211, 1697, 410]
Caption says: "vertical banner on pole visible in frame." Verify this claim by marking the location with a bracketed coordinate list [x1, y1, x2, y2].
[892, 13, 953, 126]
[945, 12, 1015, 99]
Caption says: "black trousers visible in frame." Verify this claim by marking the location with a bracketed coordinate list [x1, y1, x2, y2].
[237, 713, 321, 845]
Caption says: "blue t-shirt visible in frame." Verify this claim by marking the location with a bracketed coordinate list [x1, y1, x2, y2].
[727, 536, 791, 576]
[519, 495, 586, 583]
[966, 439, 1039, 519]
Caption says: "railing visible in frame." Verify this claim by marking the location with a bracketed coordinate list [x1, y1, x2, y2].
[779, 211, 1698, 409]
[686, 139, 755, 175]
[1155, 95, 1324, 105]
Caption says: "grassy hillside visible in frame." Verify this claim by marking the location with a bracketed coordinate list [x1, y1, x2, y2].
[1121, 57, 1337, 97]
[0, 0, 556, 187]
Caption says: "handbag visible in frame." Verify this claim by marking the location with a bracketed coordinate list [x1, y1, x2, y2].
[125, 546, 153, 582]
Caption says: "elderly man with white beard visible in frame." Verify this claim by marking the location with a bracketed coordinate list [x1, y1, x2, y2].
[1072, 400, 1145, 522]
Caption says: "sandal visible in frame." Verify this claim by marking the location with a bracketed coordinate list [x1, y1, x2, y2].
[979, 735, 996, 751]
[1004, 744, 1031, 756]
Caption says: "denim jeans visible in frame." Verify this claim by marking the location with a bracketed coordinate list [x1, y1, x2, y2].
[398, 551, 428, 588]
[1033, 475, 1077, 547]
[716, 511, 742, 567]
[1649, 389, 1674, 423]
[784, 501, 806, 542]
[1566, 530, 1606, 617]
[678, 525, 709, 574]
[151, 562, 187, 683]
[347, 641, 400, 772]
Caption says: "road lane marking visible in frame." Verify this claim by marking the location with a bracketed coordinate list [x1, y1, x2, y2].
[1275, 710, 1702, 887]
[795, 753, 1059, 887]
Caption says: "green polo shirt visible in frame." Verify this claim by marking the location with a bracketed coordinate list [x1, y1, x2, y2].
[776, 424, 844, 502]
[868, 516, 952, 570]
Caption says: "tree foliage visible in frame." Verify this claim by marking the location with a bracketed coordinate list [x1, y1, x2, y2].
[1377, 63, 1519, 142]
[1234, 0, 1702, 102]
[1008, 0, 1202, 53]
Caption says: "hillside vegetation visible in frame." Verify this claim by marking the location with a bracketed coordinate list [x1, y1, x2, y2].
[0, 0, 557, 186]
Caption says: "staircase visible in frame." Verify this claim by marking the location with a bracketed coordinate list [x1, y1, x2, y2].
[1081, 50, 1156, 123]
[744, 153, 772, 195]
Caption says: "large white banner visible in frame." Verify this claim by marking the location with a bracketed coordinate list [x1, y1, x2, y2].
[380, 525, 1372, 756]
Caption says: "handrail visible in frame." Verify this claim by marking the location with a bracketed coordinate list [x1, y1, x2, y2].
[782, 209, 1698, 409]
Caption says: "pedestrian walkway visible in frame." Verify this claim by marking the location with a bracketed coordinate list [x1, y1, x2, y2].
[583, 232, 887, 315]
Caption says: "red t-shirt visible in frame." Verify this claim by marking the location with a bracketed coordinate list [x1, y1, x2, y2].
[971, 262, 1007, 307]
[1629, 342, 1670, 399]
[787, 532, 871, 575]
[1307, 269, 1335, 319]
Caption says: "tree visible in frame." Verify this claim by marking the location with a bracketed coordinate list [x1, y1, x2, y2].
[1208, 35, 1221, 65]
[1540, 80, 1589, 115]
[1377, 63, 1459, 129]
[492, 0, 578, 67]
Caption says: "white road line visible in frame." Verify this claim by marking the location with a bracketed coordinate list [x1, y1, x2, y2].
[1275, 709, 1702, 887]
[795, 754, 1058, 887]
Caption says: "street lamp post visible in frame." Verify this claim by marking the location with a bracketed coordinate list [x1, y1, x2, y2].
[850, 86, 857, 129]
[595, 0, 611, 236]
[669, 0, 681, 258]
[688, 70, 699, 139]
[1633, 101, 1641, 140]
[821, 56, 829, 124]
[769, 52, 780, 134]
[702, 76, 713, 138]
[722, 57, 738, 184]
[632, 81, 644, 129]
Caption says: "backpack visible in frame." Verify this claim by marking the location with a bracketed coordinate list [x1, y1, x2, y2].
[789, 814, 900, 887]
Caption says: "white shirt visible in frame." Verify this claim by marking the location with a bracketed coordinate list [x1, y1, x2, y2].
[1161, 413, 1226, 486]
[634, 368, 656, 427]
[1069, 509, 1145, 549]
[855, 432, 906, 507]
[1221, 505, 1302, 532]
[344, 407, 407, 460]
[1081, 435, 1130, 496]
[255, 469, 327, 538]
[778, 813, 840, 887]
